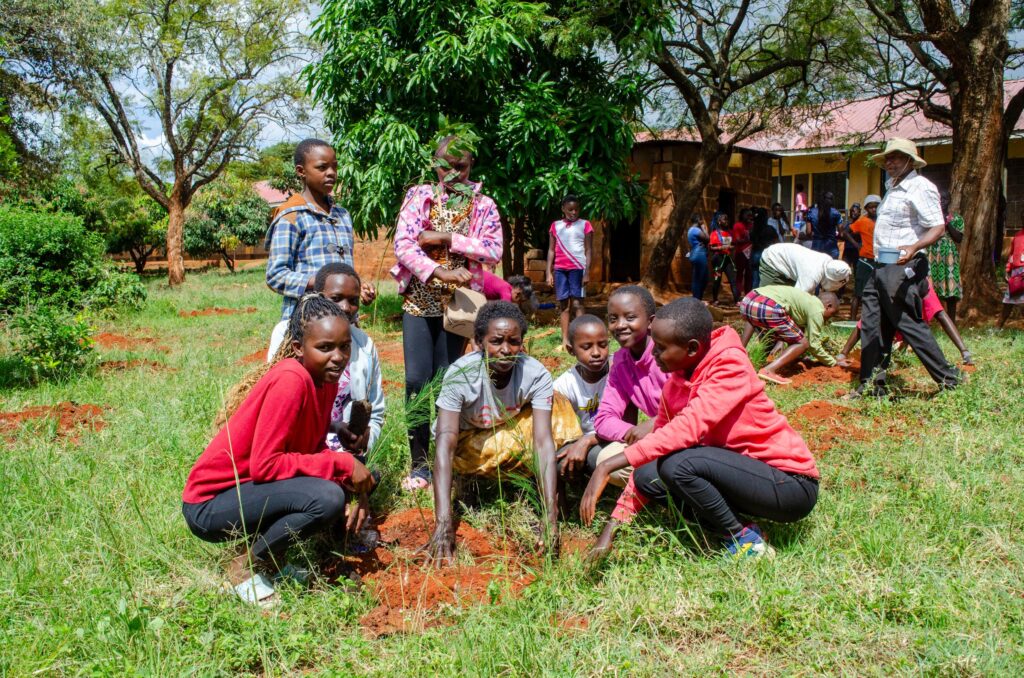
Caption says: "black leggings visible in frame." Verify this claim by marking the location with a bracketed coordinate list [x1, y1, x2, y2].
[402, 313, 466, 474]
[631, 447, 818, 536]
[711, 254, 739, 303]
[182, 477, 346, 565]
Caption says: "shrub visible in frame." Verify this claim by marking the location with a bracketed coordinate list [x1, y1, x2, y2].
[184, 179, 269, 272]
[0, 205, 106, 311]
[10, 304, 95, 383]
[85, 266, 148, 315]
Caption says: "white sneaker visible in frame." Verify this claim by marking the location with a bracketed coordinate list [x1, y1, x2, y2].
[230, 573, 277, 607]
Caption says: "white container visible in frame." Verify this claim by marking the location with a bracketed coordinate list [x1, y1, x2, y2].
[876, 247, 901, 264]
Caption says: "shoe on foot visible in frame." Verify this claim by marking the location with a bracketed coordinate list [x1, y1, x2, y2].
[757, 369, 792, 385]
[272, 563, 311, 586]
[401, 469, 432, 492]
[229, 573, 278, 607]
[724, 526, 776, 560]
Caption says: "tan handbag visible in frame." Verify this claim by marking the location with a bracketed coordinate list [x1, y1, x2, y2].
[443, 286, 488, 339]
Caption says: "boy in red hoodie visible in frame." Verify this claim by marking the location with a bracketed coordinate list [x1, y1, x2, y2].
[581, 297, 819, 559]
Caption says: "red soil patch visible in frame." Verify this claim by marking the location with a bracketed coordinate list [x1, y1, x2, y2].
[237, 349, 266, 365]
[790, 400, 909, 452]
[99, 359, 174, 373]
[382, 379, 403, 392]
[328, 507, 534, 637]
[92, 333, 170, 353]
[780, 359, 860, 387]
[0, 402, 106, 444]
[376, 340, 404, 368]
[540, 356, 562, 371]
[177, 306, 258, 318]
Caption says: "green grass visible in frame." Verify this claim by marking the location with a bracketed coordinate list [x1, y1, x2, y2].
[1, 268, 1023, 675]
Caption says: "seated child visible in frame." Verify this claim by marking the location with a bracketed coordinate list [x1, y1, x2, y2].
[553, 315, 610, 481]
[739, 285, 840, 385]
[182, 294, 376, 606]
[581, 297, 819, 560]
[836, 278, 973, 366]
[424, 301, 582, 562]
[591, 285, 669, 487]
[267, 263, 386, 456]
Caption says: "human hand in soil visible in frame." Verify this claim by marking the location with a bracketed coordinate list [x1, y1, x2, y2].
[835, 353, 850, 368]
[586, 520, 618, 566]
[423, 521, 456, 565]
[418, 230, 452, 248]
[580, 464, 610, 526]
[556, 435, 594, 479]
[623, 419, 655, 445]
[333, 420, 369, 452]
[346, 493, 371, 534]
[433, 266, 472, 286]
[347, 458, 376, 494]
[360, 282, 376, 306]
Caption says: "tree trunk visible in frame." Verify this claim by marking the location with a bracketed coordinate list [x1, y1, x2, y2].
[130, 248, 145, 274]
[948, 64, 1005, 319]
[641, 142, 723, 291]
[166, 189, 188, 286]
[511, 217, 526, 275]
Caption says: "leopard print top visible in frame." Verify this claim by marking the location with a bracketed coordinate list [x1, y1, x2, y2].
[403, 192, 473, 317]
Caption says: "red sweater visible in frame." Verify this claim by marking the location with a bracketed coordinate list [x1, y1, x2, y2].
[183, 358, 355, 504]
[611, 326, 817, 521]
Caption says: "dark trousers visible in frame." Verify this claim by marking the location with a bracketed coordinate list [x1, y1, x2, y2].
[711, 254, 738, 303]
[859, 256, 959, 388]
[690, 253, 709, 301]
[630, 447, 818, 536]
[182, 477, 346, 564]
[402, 313, 466, 474]
[734, 252, 752, 295]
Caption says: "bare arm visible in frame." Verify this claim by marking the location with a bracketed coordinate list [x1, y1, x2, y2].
[531, 408, 559, 554]
[424, 408, 460, 563]
[899, 224, 946, 265]
[583, 231, 593, 284]
[546, 233, 555, 286]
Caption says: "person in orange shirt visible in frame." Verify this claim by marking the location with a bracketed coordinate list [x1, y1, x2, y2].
[846, 194, 880, 320]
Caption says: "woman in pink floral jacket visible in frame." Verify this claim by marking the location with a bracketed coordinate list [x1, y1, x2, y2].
[391, 135, 503, 490]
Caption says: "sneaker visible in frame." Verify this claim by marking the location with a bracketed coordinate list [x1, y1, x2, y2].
[272, 563, 311, 586]
[228, 573, 278, 607]
[724, 526, 776, 559]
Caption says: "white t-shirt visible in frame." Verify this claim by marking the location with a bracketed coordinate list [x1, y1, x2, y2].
[550, 219, 593, 270]
[553, 366, 607, 435]
[436, 352, 554, 430]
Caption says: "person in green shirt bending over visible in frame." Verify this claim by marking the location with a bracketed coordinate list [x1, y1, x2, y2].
[738, 285, 840, 385]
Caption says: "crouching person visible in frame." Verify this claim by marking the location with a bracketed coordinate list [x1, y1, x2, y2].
[424, 301, 582, 562]
[581, 297, 819, 560]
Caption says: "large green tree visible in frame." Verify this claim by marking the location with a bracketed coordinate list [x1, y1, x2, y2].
[306, 0, 646, 274]
[183, 177, 269, 272]
[863, 0, 1024, 316]
[1, 0, 309, 286]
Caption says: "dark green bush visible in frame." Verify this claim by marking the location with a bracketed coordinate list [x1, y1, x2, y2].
[10, 304, 95, 383]
[85, 267, 148, 315]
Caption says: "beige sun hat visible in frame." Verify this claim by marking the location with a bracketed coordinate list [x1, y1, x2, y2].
[863, 194, 882, 206]
[869, 138, 926, 169]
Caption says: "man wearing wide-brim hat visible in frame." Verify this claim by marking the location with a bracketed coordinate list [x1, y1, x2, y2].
[851, 138, 960, 397]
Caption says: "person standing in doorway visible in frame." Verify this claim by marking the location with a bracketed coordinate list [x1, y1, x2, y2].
[547, 193, 594, 351]
[732, 208, 755, 295]
[852, 138, 959, 398]
[709, 212, 739, 306]
[806, 191, 842, 259]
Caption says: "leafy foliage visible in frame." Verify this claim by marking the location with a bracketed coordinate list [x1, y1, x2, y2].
[184, 180, 270, 271]
[306, 0, 646, 248]
[9, 304, 95, 383]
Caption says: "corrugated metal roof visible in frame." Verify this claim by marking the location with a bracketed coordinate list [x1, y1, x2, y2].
[636, 80, 1024, 156]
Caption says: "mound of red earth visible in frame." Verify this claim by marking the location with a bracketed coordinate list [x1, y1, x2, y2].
[237, 349, 267, 365]
[177, 306, 258, 318]
[99, 359, 173, 373]
[789, 400, 908, 452]
[0, 402, 106, 443]
[327, 508, 535, 637]
[779, 356, 860, 387]
[92, 333, 170, 353]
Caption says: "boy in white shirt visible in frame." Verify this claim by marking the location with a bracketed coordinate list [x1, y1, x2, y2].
[553, 315, 610, 483]
[546, 194, 593, 350]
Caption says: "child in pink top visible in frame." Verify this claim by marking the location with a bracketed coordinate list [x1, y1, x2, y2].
[581, 297, 818, 560]
[546, 194, 593, 349]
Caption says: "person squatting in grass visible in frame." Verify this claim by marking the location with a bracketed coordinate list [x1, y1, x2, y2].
[391, 133, 503, 492]
[546, 193, 594, 351]
[581, 297, 819, 561]
[552, 315, 610, 490]
[424, 301, 582, 562]
[267, 262, 386, 455]
[835, 278, 974, 367]
[590, 285, 669, 489]
[264, 138, 375, 331]
[182, 294, 377, 606]
[739, 285, 840, 385]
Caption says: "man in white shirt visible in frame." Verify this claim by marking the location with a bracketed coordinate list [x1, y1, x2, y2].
[854, 138, 960, 397]
[758, 243, 851, 293]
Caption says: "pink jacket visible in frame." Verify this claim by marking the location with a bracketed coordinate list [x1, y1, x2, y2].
[611, 326, 817, 521]
[390, 183, 503, 295]
[592, 338, 669, 443]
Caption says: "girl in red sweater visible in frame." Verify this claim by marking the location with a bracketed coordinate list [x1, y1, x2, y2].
[182, 294, 376, 605]
[581, 297, 819, 560]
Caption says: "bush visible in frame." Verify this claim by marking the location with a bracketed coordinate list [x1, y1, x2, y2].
[85, 266, 148, 315]
[10, 304, 95, 383]
[0, 205, 107, 311]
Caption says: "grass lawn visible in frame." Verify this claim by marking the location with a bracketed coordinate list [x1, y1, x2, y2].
[1, 268, 1023, 675]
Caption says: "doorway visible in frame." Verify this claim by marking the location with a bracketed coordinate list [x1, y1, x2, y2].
[609, 216, 641, 282]
[717, 189, 736, 224]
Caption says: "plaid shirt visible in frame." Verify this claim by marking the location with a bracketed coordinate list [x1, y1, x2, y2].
[265, 194, 355, 320]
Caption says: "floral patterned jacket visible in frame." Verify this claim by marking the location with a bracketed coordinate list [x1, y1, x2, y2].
[390, 182, 503, 295]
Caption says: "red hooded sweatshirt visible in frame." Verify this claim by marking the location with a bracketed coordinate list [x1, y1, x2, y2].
[611, 326, 818, 521]
[183, 358, 354, 504]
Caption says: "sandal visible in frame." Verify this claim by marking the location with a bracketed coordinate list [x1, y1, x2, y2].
[757, 369, 792, 385]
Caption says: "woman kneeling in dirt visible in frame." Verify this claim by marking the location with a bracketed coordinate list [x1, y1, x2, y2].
[181, 294, 376, 607]
[424, 301, 581, 563]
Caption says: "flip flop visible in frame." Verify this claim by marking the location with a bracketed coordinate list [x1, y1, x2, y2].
[757, 369, 792, 385]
